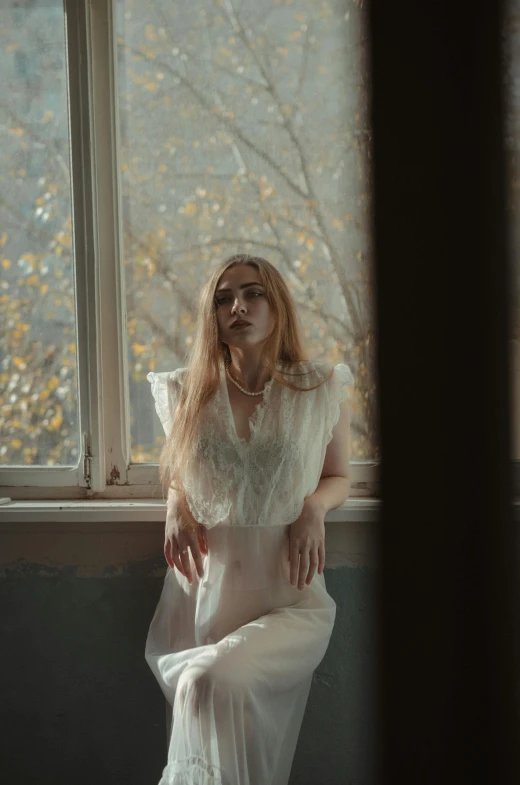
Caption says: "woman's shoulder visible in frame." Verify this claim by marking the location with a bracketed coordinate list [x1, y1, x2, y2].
[278, 359, 331, 391]
[285, 359, 354, 390]
[146, 366, 188, 387]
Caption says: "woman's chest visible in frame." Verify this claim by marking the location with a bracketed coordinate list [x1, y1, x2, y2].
[226, 383, 266, 442]
[194, 382, 327, 462]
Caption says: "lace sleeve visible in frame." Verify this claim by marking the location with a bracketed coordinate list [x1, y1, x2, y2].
[325, 362, 354, 445]
[147, 368, 186, 437]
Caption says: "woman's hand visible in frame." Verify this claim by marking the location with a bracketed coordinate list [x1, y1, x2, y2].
[165, 489, 208, 584]
[288, 496, 326, 590]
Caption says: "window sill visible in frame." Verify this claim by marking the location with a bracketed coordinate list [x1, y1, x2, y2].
[0, 497, 381, 523]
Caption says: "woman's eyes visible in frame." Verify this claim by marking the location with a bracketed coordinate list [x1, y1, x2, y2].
[216, 291, 263, 305]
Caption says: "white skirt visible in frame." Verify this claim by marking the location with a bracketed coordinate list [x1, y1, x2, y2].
[145, 523, 337, 785]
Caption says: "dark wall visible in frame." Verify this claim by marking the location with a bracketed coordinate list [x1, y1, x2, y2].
[0, 522, 376, 785]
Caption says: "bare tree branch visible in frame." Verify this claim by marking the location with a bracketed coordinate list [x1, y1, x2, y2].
[219, 1, 364, 337]
[125, 46, 309, 202]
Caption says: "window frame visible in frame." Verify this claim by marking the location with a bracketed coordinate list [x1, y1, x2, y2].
[1, 0, 379, 501]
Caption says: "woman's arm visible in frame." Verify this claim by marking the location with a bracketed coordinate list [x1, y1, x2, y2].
[288, 398, 351, 589]
[307, 397, 351, 515]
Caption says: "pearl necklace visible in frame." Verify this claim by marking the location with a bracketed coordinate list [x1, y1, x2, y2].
[225, 362, 269, 396]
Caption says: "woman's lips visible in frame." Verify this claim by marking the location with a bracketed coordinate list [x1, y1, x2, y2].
[231, 322, 251, 329]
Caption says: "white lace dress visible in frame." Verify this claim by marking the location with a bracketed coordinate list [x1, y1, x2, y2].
[145, 359, 354, 785]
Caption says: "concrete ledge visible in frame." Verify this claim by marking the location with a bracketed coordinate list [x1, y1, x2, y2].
[0, 497, 381, 523]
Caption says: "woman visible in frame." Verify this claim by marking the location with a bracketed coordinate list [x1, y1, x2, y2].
[146, 253, 354, 785]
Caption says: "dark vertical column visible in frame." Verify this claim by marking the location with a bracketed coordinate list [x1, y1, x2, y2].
[368, 2, 520, 783]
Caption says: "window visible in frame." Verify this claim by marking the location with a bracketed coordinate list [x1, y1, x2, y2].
[0, 0, 381, 500]
[0, 0, 83, 493]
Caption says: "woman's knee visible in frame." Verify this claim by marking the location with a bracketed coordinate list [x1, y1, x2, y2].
[177, 663, 238, 717]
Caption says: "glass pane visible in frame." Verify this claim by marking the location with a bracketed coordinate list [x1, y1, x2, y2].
[0, 1, 79, 467]
[115, 0, 376, 463]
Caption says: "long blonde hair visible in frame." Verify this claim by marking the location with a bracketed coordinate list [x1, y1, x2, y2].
[158, 254, 333, 506]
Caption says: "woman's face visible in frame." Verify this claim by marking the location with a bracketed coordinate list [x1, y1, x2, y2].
[215, 264, 275, 350]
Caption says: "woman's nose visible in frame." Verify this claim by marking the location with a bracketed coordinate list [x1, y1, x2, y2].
[231, 298, 246, 314]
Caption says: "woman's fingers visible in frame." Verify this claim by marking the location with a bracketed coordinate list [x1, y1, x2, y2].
[297, 549, 310, 590]
[290, 540, 310, 590]
[168, 539, 187, 577]
[179, 545, 193, 583]
[198, 526, 208, 556]
[170, 529, 207, 584]
[289, 539, 323, 589]
[190, 537, 205, 580]
[164, 537, 175, 570]
[317, 541, 325, 575]
[305, 549, 319, 585]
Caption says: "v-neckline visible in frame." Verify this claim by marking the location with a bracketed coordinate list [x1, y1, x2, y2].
[220, 362, 275, 446]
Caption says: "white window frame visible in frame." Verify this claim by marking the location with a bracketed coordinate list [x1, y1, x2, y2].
[0, 0, 380, 503]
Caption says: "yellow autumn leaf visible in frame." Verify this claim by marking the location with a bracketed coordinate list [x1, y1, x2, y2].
[184, 202, 197, 216]
[289, 31, 301, 40]
[49, 413, 63, 429]
[146, 82, 158, 93]
[13, 357, 26, 368]
[0, 232, 7, 247]
[132, 343, 147, 356]
[219, 48, 232, 57]
[9, 128, 24, 136]
[26, 275, 39, 285]
[11, 439, 22, 450]
[40, 284, 49, 295]
[68, 344, 76, 353]
[305, 238, 315, 250]
[2, 260, 11, 269]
